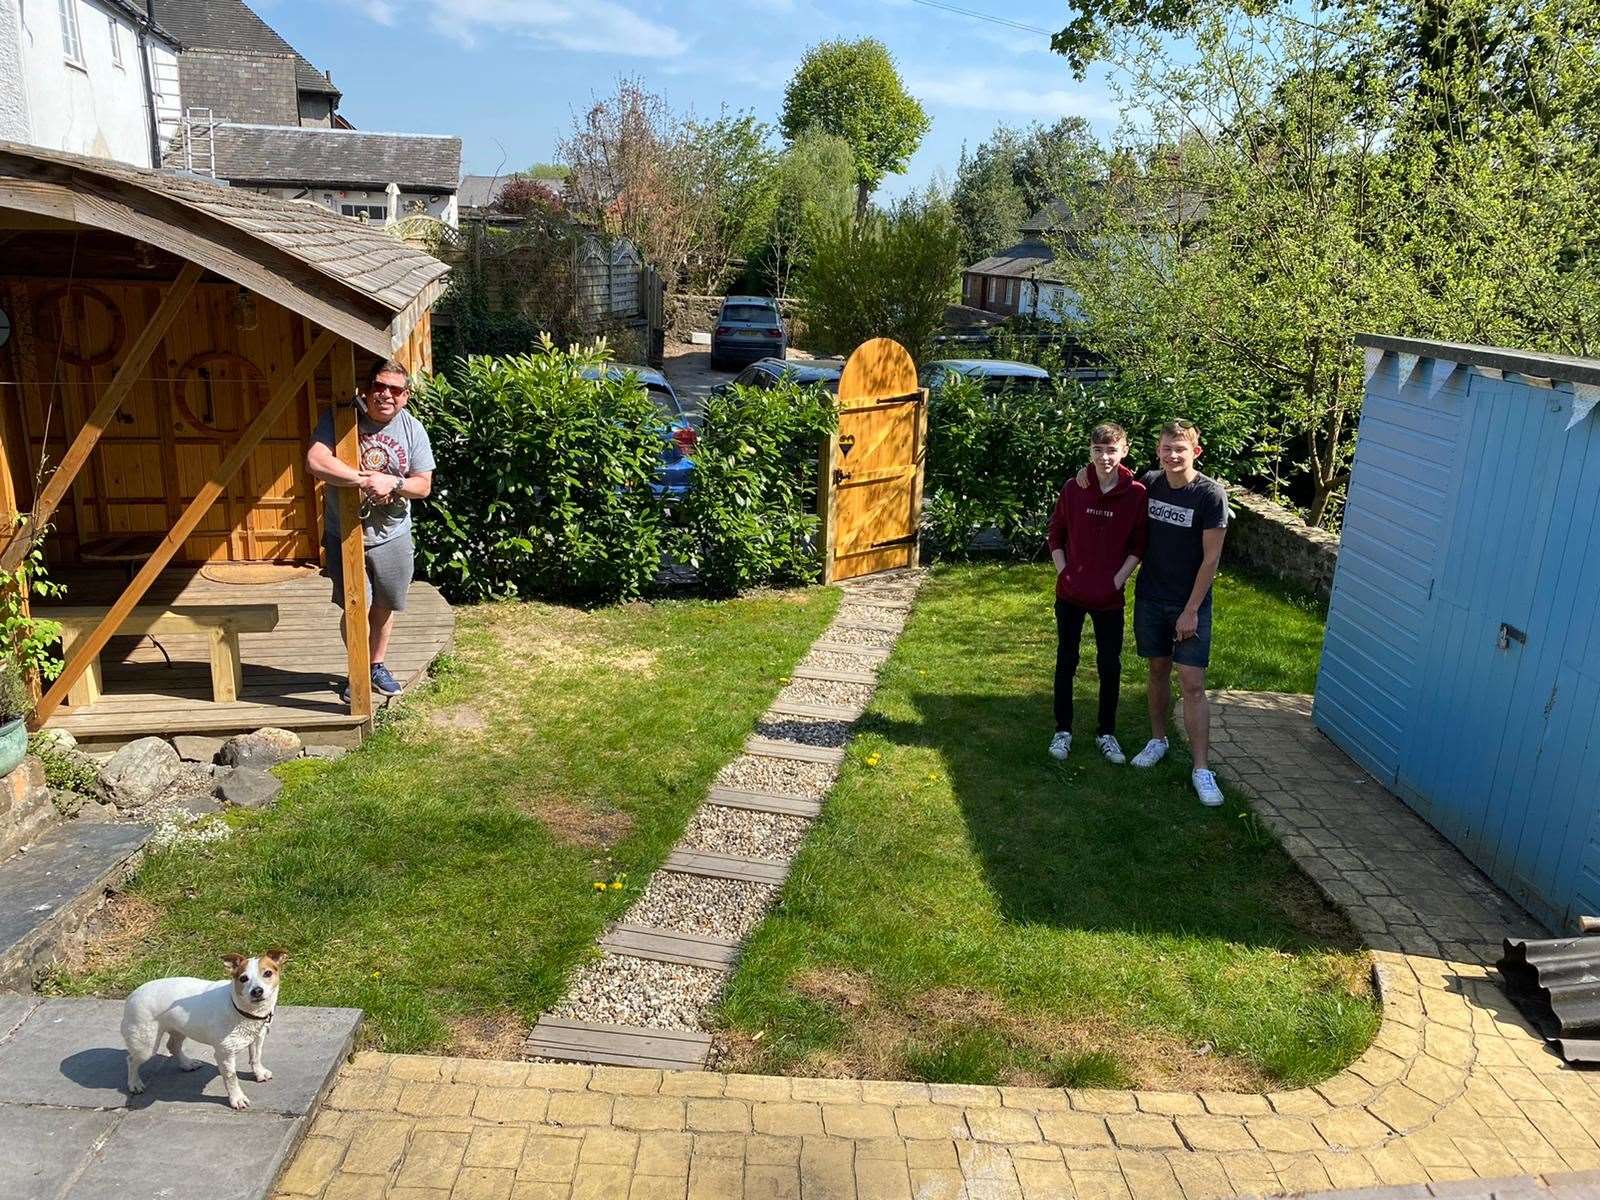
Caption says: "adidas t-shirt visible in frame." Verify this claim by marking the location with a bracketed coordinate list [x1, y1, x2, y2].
[1134, 470, 1228, 605]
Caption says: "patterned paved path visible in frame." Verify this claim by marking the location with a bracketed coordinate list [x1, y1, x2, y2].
[274, 693, 1600, 1200]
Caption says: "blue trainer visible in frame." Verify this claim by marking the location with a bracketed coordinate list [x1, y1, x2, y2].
[371, 662, 402, 697]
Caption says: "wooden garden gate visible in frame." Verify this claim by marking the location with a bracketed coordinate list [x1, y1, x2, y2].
[819, 338, 928, 583]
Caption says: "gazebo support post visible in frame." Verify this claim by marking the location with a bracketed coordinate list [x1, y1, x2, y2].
[31, 328, 339, 727]
[331, 345, 372, 719]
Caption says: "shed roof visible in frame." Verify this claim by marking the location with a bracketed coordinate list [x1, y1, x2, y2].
[1357, 334, 1600, 388]
[167, 124, 462, 192]
[0, 141, 448, 357]
[966, 240, 1067, 282]
[156, 0, 339, 96]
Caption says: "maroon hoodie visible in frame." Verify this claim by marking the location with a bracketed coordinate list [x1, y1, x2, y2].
[1046, 465, 1148, 610]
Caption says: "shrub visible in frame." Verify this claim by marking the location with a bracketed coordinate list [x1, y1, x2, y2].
[410, 341, 670, 604]
[677, 379, 837, 595]
[0, 658, 27, 725]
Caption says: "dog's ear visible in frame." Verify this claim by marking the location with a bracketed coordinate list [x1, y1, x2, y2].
[262, 948, 289, 967]
[221, 952, 247, 975]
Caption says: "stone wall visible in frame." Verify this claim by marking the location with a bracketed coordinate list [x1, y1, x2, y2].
[1223, 486, 1340, 602]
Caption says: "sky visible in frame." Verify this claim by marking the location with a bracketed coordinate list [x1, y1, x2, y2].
[253, 0, 1123, 201]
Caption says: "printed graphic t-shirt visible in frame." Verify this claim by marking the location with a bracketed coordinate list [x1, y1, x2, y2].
[1134, 469, 1229, 606]
[312, 405, 436, 548]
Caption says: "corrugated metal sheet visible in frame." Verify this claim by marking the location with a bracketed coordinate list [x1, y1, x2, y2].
[1497, 934, 1600, 1064]
[1316, 341, 1600, 933]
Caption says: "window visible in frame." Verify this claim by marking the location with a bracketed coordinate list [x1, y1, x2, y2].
[1005, 279, 1016, 305]
[59, 0, 84, 67]
[339, 203, 388, 221]
[108, 15, 124, 67]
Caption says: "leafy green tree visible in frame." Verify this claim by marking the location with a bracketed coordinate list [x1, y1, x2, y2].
[951, 127, 1030, 265]
[780, 38, 929, 217]
[798, 193, 964, 363]
[684, 110, 778, 293]
[521, 163, 569, 182]
[747, 131, 860, 296]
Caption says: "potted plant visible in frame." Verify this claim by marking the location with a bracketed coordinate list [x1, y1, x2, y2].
[0, 657, 28, 778]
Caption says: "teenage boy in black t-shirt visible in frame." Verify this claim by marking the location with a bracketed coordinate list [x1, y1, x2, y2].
[1128, 420, 1229, 806]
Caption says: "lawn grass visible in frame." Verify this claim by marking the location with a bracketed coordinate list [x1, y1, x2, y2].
[60, 587, 838, 1053]
[715, 562, 1377, 1091]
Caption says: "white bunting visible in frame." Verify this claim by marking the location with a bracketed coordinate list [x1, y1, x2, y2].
[1567, 381, 1600, 431]
[1426, 359, 1460, 400]
[1364, 347, 1384, 380]
[1397, 352, 1420, 383]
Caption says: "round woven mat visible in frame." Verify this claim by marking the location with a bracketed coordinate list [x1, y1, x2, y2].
[198, 562, 318, 585]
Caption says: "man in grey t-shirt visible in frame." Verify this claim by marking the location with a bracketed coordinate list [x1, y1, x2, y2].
[307, 358, 435, 700]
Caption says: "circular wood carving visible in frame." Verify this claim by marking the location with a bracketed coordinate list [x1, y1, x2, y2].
[33, 285, 126, 367]
[174, 350, 267, 437]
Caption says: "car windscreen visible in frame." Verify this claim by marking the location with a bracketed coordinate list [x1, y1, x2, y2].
[646, 384, 683, 419]
[721, 304, 779, 324]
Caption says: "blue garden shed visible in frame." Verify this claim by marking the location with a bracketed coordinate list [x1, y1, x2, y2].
[1315, 335, 1600, 934]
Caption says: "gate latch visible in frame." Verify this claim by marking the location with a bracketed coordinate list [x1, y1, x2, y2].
[1497, 622, 1527, 651]
[833, 468, 852, 487]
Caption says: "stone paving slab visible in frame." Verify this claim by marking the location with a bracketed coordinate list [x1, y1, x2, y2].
[0, 995, 359, 1200]
[279, 691, 1600, 1199]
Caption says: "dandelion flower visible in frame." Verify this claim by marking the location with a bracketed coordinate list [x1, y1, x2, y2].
[610, 881, 623, 890]
[865, 753, 881, 767]
[593, 881, 606, 891]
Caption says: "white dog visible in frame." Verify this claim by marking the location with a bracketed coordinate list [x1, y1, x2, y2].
[121, 950, 287, 1110]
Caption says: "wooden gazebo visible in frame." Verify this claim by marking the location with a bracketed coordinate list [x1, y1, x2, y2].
[0, 143, 454, 747]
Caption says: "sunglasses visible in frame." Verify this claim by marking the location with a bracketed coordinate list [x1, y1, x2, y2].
[369, 382, 409, 397]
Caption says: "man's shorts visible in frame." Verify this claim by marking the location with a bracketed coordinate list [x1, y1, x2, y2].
[1133, 595, 1213, 668]
[324, 535, 414, 611]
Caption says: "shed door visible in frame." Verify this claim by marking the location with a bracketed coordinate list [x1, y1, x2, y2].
[1396, 373, 1565, 866]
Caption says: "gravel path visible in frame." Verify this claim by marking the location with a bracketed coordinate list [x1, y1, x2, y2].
[716, 753, 838, 798]
[754, 715, 856, 748]
[781, 677, 877, 710]
[626, 873, 779, 940]
[823, 625, 898, 649]
[836, 604, 907, 628]
[552, 953, 723, 1031]
[686, 805, 812, 860]
[800, 649, 880, 676]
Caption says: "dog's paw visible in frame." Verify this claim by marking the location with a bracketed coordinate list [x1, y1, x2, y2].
[129, 1081, 146, 1095]
[178, 1058, 203, 1072]
[229, 1093, 251, 1111]
[255, 1067, 273, 1082]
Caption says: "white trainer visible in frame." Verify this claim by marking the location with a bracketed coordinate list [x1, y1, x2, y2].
[1048, 731, 1071, 760]
[1095, 734, 1126, 765]
[1130, 738, 1168, 768]
[1192, 768, 1224, 807]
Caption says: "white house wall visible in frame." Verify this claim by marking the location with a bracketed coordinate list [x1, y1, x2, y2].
[249, 185, 457, 227]
[1022, 282, 1084, 325]
[0, 0, 30, 143]
[8, 0, 162, 166]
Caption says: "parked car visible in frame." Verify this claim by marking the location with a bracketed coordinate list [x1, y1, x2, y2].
[580, 363, 697, 497]
[920, 359, 1052, 395]
[710, 296, 788, 368]
[711, 356, 845, 397]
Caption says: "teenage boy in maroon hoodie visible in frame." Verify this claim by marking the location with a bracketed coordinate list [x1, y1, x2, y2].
[1045, 422, 1148, 764]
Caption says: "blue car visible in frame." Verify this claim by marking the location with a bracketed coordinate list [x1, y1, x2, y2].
[581, 363, 697, 497]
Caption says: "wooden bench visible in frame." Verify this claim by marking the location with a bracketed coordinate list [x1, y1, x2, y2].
[49, 605, 280, 707]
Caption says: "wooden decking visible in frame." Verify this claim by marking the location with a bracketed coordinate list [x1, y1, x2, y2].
[36, 565, 453, 749]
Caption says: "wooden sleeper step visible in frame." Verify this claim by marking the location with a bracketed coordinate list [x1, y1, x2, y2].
[663, 848, 790, 885]
[833, 594, 912, 610]
[811, 641, 890, 660]
[706, 787, 822, 818]
[791, 665, 878, 686]
[524, 1016, 711, 1070]
[744, 736, 845, 765]
[598, 923, 742, 972]
[830, 616, 904, 633]
[766, 699, 860, 721]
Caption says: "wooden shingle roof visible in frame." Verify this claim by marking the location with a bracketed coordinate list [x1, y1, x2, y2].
[0, 142, 448, 357]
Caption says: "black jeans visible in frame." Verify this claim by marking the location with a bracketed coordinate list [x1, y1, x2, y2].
[1055, 599, 1125, 735]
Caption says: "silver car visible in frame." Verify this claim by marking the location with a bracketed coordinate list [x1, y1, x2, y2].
[710, 296, 788, 369]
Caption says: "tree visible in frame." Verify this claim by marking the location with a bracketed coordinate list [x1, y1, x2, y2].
[747, 130, 857, 297]
[494, 177, 563, 218]
[798, 193, 964, 363]
[684, 110, 777, 293]
[780, 38, 929, 217]
[522, 162, 569, 182]
[950, 119, 1099, 264]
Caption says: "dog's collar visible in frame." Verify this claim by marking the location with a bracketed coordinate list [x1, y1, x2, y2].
[232, 1001, 273, 1024]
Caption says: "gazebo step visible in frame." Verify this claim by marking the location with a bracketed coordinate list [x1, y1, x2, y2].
[744, 737, 845, 765]
[705, 787, 822, 818]
[524, 1017, 711, 1069]
[598, 924, 742, 972]
[663, 849, 789, 885]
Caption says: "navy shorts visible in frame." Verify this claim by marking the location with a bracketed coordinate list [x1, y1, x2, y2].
[1133, 595, 1213, 668]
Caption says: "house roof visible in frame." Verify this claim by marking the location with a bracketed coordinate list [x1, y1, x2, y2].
[458, 174, 509, 210]
[0, 141, 448, 357]
[169, 124, 463, 192]
[1020, 199, 1071, 235]
[966, 240, 1067, 283]
[155, 0, 339, 96]
[103, 0, 178, 45]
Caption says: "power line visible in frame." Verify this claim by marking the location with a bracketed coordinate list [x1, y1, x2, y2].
[902, 0, 1054, 38]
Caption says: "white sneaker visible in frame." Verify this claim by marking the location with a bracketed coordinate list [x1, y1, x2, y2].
[1048, 731, 1071, 760]
[1095, 734, 1126, 765]
[1131, 738, 1168, 768]
[1192, 768, 1224, 807]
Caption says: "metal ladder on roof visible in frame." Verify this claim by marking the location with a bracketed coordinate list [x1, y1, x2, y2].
[181, 108, 218, 178]
[149, 54, 183, 155]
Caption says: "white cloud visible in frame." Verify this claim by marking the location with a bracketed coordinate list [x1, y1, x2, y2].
[353, 0, 688, 58]
[906, 67, 1119, 121]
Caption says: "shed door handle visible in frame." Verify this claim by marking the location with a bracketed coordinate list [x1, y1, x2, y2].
[1498, 622, 1527, 650]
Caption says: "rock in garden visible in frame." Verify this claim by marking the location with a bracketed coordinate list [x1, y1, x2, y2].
[49, 787, 84, 819]
[98, 736, 181, 809]
[301, 744, 347, 763]
[214, 767, 282, 810]
[171, 734, 226, 764]
[219, 727, 302, 770]
[32, 728, 76, 752]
